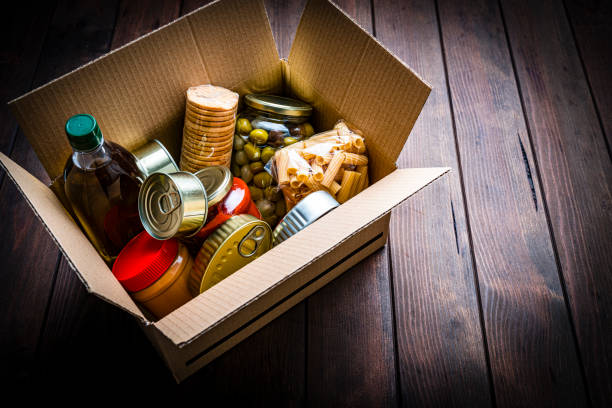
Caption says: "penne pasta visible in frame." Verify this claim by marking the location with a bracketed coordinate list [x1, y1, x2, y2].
[311, 163, 324, 182]
[342, 152, 368, 166]
[321, 152, 345, 187]
[336, 170, 361, 203]
[334, 167, 345, 182]
[329, 180, 342, 195]
[354, 165, 369, 194]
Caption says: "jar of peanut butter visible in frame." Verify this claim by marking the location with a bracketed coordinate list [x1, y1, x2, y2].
[112, 230, 194, 319]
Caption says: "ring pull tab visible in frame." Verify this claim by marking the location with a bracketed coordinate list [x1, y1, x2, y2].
[158, 191, 181, 215]
[238, 225, 267, 258]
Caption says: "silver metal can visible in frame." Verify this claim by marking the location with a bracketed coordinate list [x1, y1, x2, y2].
[138, 171, 208, 240]
[132, 139, 179, 177]
[272, 190, 339, 245]
[194, 166, 233, 208]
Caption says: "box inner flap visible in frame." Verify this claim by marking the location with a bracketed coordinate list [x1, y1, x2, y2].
[155, 167, 450, 345]
[287, 0, 431, 177]
[0, 153, 146, 321]
[8, 0, 280, 182]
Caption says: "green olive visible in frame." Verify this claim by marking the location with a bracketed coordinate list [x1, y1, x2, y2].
[240, 164, 253, 184]
[303, 122, 314, 137]
[275, 200, 286, 217]
[283, 136, 298, 146]
[263, 214, 278, 227]
[253, 172, 273, 188]
[249, 186, 264, 201]
[250, 161, 264, 174]
[233, 134, 245, 151]
[236, 118, 252, 135]
[264, 186, 282, 201]
[243, 143, 261, 161]
[234, 150, 249, 166]
[261, 146, 276, 164]
[249, 128, 269, 145]
[256, 199, 275, 217]
[231, 162, 241, 177]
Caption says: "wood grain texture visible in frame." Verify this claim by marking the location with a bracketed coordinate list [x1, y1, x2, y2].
[564, 0, 612, 152]
[304, 1, 398, 406]
[437, 0, 588, 406]
[264, 0, 306, 59]
[0, 1, 55, 155]
[500, 0, 612, 404]
[0, 0, 65, 385]
[374, 0, 492, 405]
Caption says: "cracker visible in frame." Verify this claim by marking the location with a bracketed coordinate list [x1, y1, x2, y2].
[184, 118, 235, 134]
[186, 84, 239, 112]
[182, 127, 234, 143]
[184, 111, 235, 127]
[186, 102, 237, 118]
[181, 140, 233, 158]
[181, 148, 231, 163]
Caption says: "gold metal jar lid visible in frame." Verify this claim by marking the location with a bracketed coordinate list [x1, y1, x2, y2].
[194, 166, 232, 208]
[188, 214, 272, 295]
[244, 94, 313, 117]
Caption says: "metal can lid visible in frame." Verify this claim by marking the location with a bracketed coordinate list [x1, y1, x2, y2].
[188, 214, 272, 295]
[131, 139, 179, 177]
[244, 94, 313, 117]
[194, 166, 232, 208]
[138, 172, 208, 240]
[273, 190, 339, 245]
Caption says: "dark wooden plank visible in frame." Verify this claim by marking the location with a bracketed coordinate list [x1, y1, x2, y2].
[499, 0, 612, 404]
[0, 2, 55, 155]
[264, 0, 306, 59]
[0, 0, 60, 384]
[304, 1, 397, 406]
[437, 0, 588, 406]
[374, 0, 493, 406]
[564, 0, 612, 152]
[36, 1, 307, 401]
[112, 0, 181, 49]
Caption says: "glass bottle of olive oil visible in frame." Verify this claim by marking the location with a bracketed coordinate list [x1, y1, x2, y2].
[63, 114, 143, 265]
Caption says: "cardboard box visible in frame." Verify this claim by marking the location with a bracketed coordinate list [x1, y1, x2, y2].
[1, 0, 449, 382]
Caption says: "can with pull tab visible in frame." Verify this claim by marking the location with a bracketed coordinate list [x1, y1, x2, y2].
[188, 214, 272, 295]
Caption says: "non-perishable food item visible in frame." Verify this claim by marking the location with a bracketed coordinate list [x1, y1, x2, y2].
[190, 167, 261, 243]
[272, 190, 339, 245]
[269, 120, 369, 210]
[188, 214, 272, 295]
[231, 94, 314, 227]
[180, 84, 239, 172]
[112, 231, 194, 319]
[131, 139, 179, 177]
[63, 113, 143, 265]
[138, 171, 208, 240]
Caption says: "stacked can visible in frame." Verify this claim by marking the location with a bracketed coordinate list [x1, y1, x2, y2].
[137, 166, 271, 293]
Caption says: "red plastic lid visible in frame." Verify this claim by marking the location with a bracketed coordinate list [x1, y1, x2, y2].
[112, 230, 178, 292]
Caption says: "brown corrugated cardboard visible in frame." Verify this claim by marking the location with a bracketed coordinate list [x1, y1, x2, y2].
[2, 0, 449, 382]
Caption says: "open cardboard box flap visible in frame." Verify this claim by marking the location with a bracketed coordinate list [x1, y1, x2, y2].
[3, 0, 441, 340]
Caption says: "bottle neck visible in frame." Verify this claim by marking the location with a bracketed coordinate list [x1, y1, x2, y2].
[71, 138, 111, 170]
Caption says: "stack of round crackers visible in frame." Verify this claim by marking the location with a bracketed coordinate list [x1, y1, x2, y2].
[180, 84, 239, 172]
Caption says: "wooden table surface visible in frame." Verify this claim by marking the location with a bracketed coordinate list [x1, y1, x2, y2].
[1, 0, 610, 405]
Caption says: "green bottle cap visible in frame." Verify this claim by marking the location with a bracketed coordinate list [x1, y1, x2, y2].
[65, 114, 103, 152]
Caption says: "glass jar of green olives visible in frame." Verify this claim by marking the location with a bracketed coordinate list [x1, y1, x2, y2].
[232, 94, 314, 227]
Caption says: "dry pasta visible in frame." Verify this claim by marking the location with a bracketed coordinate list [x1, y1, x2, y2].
[268, 119, 369, 207]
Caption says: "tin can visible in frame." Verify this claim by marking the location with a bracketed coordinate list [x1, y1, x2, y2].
[194, 166, 233, 208]
[132, 139, 179, 177]
[273, 190, 339, 245]
[138, 171, 208, 240]
[188, 214, 272, 295]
